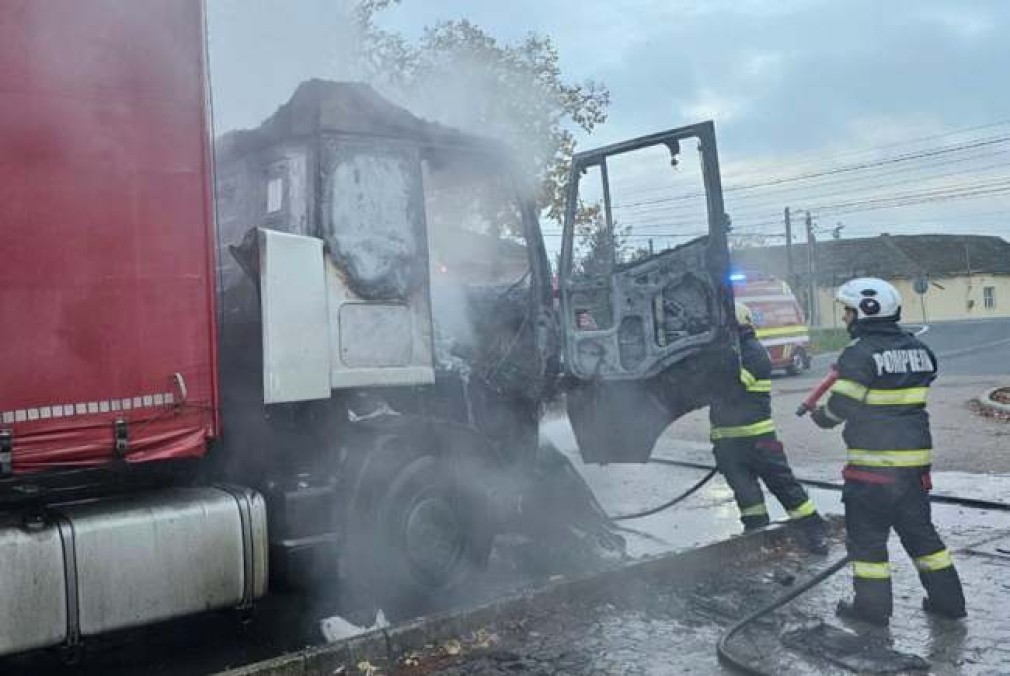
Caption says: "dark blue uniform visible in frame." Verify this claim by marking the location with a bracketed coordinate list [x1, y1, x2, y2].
[710, 326, 818, 531]
[818, 321, 966, 623]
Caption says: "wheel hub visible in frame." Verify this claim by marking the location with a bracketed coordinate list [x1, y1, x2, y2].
[402, 496, 466, 586]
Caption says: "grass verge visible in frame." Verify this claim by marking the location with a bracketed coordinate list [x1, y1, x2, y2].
[809, 328, 849, 355]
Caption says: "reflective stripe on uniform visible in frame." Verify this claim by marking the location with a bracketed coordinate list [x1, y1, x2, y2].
[755, 325, 808, 339]
[740, 369, 757, 387]
[740, 503, 768, 517]
[915, 548, 954, 572]
[788, 499, 816, 519]
[852, 560, 891, 580]
[830, 380, 928, 406]
[740, 368, 771, 393]
[711, 418, 776, 440]
[847, 449, 932, 467]
[864, 388, 928, 405]
[831, 379, 868, 400]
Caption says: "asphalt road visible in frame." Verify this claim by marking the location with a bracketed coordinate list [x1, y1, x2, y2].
[917, 317, 1010, 375]
[812, 317, 1010, 375]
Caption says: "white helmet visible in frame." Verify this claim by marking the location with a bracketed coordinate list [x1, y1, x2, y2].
[734, 301, 753, 327]
[835, 277, 902, 321]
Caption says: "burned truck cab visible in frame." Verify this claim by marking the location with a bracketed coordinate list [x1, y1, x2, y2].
[214, 80, 554, 459]
[213, 81, 556, 609]
[212, 80, 736, 616]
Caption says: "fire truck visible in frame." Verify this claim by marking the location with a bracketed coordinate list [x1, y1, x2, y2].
[0, 0, 736, 659]
[732, 276, 811, 375]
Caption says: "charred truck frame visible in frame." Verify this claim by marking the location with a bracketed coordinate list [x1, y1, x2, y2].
[0, 0, 737, 660]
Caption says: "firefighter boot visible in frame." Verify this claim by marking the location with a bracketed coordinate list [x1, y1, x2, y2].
[919, 564, 966, 619]
[835, 600, 890, 627]
[793, 514, 829, 555]
[742, 514, 771, 532]
[922, 597, 967, 620]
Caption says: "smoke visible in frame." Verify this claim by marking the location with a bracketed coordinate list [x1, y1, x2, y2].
[206, 0, 631, 628]
[207, 0, 367, 132]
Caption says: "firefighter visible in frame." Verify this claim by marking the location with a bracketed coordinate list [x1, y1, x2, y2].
[811, 277, 966, 626]
[710, 301, 827, 553]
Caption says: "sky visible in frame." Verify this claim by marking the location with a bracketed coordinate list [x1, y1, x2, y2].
[207, 0, 1010, 243]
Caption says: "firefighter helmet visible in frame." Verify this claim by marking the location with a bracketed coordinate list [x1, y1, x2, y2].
[835, 277, 902, 321]
[734, 301, 754, 327]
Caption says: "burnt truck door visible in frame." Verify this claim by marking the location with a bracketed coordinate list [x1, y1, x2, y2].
[559, 122, 738, 463]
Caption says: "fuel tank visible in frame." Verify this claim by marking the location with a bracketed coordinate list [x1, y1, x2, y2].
[0, 486, 267, 657]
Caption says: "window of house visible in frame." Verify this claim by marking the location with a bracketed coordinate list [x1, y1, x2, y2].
[983, 286, 995, 309]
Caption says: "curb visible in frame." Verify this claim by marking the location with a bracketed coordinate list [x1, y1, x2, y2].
[216, 521, 838, 675]
[975, 387, 1010, 417]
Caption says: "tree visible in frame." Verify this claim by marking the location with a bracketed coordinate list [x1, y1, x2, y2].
[561, 202, 651, 278]
[352, 2, 610, 225]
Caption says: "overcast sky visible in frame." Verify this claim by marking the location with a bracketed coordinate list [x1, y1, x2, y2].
[207, 0, 1010, 242]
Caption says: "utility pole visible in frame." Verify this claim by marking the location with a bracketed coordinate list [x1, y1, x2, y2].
[784, 207, 794, 287]
[805, 210, 818, 327]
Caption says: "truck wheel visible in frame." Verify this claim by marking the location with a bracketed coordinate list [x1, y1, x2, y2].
[787, 349, 809, 376]
[343, 434, 492, 621]
[376, 455, 490, 611]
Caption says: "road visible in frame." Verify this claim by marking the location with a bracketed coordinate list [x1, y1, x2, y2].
[812, 317, 1010, 375]
[917, 317, 1010, 375]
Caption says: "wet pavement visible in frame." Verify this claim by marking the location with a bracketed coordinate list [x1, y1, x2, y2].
[376, 525, 1010, 675]
[6, 415, 1008, 675]
[526, 416, 1010, 675]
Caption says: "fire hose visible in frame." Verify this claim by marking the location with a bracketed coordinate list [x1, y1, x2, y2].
[608, 367, 841, 523]
[716, 469, 1010, 676]
[712, 360, 1010, 674]
[609, 467, 719, 521]
[715, 553, 852, 676]
[601, 362, 1010, 673]
[795, 365, 839, 417]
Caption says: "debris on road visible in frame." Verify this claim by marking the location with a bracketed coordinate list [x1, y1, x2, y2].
[970, 386, 1010, 422]
[782, 623, 931, 673]
[225, 506, 1010, 675]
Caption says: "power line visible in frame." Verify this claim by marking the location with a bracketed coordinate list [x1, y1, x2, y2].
[604, 180, 1010, 233]
[546, 126, 1010, 248]
[609, 133, 1010, 210]
[616, 150, 1010, 217]
[612, 116, 1010, 201]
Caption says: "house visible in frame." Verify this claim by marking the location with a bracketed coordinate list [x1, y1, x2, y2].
[732, 234, 1010, 327]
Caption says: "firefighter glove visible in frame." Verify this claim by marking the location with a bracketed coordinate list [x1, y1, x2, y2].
[811, 406, 840, 429]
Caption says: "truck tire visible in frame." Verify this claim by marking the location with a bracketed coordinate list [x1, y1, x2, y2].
[786, 348, 810, 376]
[342, 432, 493, 621]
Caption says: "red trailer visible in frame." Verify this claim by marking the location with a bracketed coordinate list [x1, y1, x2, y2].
[0, 0, 217, 471]
[0, 1, 268, 660]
